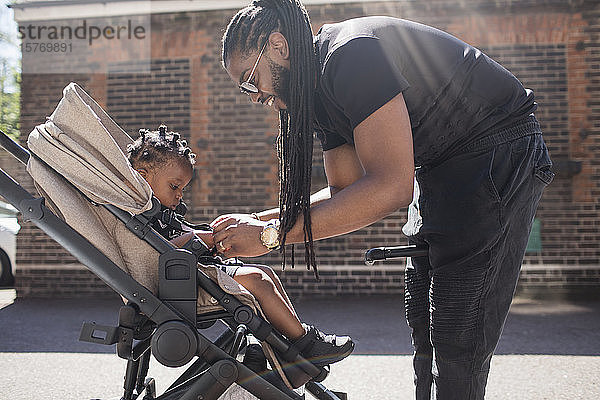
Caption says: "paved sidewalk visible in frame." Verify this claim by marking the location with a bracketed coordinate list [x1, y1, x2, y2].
[0, 294, 599, 399]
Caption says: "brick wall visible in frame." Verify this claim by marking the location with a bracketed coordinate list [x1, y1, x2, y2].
[7, 0, 600, 298]
[14, 261, 600, 300]
[107, 59, 192, 140]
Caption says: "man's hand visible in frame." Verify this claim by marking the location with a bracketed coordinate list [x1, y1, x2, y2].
[210, 213, 271, 258]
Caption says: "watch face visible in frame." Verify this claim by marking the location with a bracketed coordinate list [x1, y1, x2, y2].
[261, 225, 279, 248]
[264, 227, 278, 243]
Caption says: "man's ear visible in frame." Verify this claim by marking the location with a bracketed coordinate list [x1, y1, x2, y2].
[137, 168, 148, 178]
[268, 32, 290, 62]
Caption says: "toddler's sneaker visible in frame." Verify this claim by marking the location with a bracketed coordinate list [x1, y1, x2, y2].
[293, 324, 354, 367]
[243, 343, 268, 373]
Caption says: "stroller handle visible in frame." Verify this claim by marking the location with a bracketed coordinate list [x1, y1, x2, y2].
[364, 245, 429, 265]
[0, 129, 30, 165]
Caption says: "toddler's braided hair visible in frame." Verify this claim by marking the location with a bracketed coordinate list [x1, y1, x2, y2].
[222, 0, 318, 278]
[127, 125, 196, 171]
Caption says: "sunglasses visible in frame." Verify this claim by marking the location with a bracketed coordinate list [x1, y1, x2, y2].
[239, 41, 268, 95]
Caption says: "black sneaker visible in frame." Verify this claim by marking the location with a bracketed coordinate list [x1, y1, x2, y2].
[293, 324, 354, 367]
[243, 343, 268, 373]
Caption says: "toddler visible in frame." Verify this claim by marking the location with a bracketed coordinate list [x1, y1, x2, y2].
[127, 125, 354, 367]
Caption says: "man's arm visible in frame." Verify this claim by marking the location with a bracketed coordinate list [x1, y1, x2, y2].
[248, 144, 364, 219]
[235, 151, 359, 222]
[282, 91, 414, 242]
[211, 92, 414, 256]
[215, 187, 331, 224]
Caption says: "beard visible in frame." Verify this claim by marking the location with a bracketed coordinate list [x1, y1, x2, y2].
[267, 56, 291, 108]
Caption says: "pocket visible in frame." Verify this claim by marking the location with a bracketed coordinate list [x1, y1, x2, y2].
[533, 141, 554, 186]
[535, 165, 555, 185]
[487, 145, 513, 204]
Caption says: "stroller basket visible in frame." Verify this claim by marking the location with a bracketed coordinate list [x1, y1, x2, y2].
[0, 83, 348, 400]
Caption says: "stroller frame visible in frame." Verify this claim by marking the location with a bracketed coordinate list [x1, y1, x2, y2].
[0, 130, 347, 400]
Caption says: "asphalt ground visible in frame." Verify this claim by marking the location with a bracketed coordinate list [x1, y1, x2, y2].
[0, 293, 599, 399]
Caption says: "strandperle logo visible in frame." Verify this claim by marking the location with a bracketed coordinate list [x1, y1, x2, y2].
[18, 19, 146, 46]
[18, 15, 151, 74]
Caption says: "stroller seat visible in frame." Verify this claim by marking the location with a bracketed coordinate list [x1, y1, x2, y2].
[0, 83, 348, 400]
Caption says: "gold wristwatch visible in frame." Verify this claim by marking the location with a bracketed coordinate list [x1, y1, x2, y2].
[260, 219, 280, 250]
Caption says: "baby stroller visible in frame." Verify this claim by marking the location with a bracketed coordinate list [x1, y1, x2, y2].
[0, 83, 348, 400]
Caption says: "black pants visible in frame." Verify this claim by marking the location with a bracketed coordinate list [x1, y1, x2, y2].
[403, 123, 553, 399]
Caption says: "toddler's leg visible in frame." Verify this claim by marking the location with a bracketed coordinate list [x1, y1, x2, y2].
[233, 266, 305, 339]
[247, 264, 298, 318]
[233, 265, 354, 367]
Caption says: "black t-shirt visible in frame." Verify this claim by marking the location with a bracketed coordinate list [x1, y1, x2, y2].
[314, 16, 536, 166]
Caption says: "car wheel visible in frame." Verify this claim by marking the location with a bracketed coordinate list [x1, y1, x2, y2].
[0, 249, 15, 287]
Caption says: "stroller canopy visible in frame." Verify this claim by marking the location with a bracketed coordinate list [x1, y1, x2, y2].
[27, 82, 153, 215]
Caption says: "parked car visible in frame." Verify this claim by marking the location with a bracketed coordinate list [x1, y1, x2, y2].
[0, 200, 20, 287]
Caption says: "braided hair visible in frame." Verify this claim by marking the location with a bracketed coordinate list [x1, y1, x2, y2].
[222, 0, 318, 278]
[127, 124, 196, 172]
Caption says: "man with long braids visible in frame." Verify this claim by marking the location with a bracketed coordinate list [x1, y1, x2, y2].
[211, 0, 553, 398]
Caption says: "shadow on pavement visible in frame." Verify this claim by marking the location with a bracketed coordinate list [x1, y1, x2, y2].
[0, 295, 599, 356]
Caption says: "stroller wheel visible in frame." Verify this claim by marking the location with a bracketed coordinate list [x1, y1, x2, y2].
[151, 321, 198, 367]
[0, 249, 15, 287]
